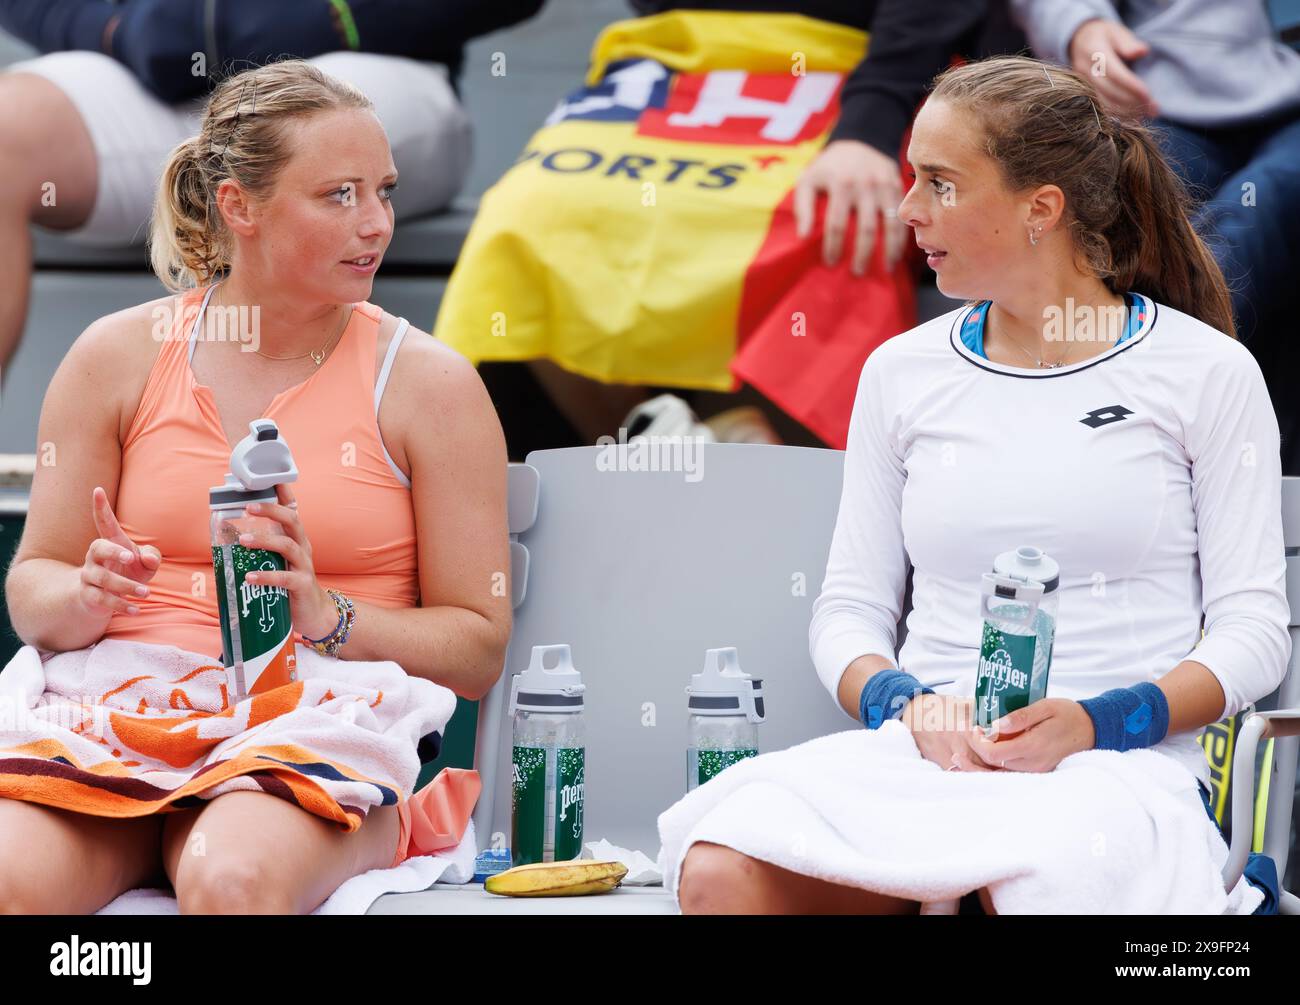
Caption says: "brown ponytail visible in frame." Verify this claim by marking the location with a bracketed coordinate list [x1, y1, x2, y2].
[929, 55, 1235, 338]
[1104, 122, 1234, 337]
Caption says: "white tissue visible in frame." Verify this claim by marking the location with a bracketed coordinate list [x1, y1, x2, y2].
[580, 838, 663, 885]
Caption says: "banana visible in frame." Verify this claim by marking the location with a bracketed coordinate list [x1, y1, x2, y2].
[484, 859, 628, 897]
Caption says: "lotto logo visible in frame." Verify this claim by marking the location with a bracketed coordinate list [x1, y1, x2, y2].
[1079, 405, 1134, 428]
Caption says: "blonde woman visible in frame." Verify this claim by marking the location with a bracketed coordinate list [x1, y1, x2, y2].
[0, 60, 510, 914]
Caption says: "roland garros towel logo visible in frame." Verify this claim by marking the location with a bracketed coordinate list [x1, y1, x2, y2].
[49, 936, 150, 985]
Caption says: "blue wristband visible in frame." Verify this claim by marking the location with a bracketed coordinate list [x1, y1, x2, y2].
[859, 668, 935, 730]
[1078, 683, 1170, 751]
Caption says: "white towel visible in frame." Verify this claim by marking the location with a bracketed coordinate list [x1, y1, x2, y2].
[95, 820, 478, 915]
[657, 722, 1263, 914]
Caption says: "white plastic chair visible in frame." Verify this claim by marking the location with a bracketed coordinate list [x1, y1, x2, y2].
[372, 448, 1299, 914]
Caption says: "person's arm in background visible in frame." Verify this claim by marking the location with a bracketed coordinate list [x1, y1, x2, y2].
[0, 0, 120, 56]
[1007, 0, 1158, 117]
[795, 0, 992, 275]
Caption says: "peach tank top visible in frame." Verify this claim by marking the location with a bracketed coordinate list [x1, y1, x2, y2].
[104, 281, 419, 658]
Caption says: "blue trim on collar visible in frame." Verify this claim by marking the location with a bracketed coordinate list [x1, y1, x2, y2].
[959, 293, 1144, 359]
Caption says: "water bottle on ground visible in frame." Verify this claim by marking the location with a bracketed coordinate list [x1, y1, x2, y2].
[509, 644, 586, 866]
[686, 647, 765, 791]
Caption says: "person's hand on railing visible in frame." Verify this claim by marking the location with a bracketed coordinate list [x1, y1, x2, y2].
[77, 486, 162, 618]
[900, 693, 1004, 772]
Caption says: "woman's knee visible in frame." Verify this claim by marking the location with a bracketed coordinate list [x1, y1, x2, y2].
[0, 867, 45, 915]
[175, 857, 295, 915]
[677, 842, 760, 914]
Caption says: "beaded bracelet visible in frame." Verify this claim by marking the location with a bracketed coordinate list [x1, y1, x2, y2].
[302, 589, 355, 657]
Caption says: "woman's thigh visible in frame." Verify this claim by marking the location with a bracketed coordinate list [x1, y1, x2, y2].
[163, 789, 401, 915]
[0, 798, 166, 914]
[678, 841, 923, 915]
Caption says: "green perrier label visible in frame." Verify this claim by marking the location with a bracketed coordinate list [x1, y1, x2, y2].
[213, 543, 296, 698]
[975, 620, 1035, 729]
[690, 747, 757, 787]
[511, 744, 584, 866]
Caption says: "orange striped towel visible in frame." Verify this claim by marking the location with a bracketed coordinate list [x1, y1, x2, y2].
[0, 638, 475, 846]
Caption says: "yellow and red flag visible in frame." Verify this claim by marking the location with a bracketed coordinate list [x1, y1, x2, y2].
[433, 10, 916, 448]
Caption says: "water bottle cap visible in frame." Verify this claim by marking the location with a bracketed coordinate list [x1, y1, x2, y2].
[509, 644, 585, 714]
[991, 545, 1059, 594]
[209, 470, 279, 509]
[685, 647, 765, 723]
[231, 419, 299, 491]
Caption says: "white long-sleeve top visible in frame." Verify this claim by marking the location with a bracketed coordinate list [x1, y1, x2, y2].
[808, 295, 1292, 786]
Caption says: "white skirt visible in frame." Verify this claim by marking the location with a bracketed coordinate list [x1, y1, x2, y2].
[657, 721, 1264, 915]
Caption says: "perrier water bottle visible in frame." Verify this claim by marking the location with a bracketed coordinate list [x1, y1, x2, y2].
[685, 647, 764, 791]
[209, 419, 300, 703]
[975, 545, 1059, 734]
[509, 644, 586, 866]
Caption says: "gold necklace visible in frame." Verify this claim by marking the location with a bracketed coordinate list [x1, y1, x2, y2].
[255, 304, 351, 365]
[211, 281, 351, 366]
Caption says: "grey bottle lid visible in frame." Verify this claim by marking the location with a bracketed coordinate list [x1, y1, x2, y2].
[209, 419, 299, 508]
[991, 545, 1059, 595]
[509, 644, 585, 714]
[686, 647, 765, 723]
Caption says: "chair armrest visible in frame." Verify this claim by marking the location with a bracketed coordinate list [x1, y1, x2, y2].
[1249, 708, 1300, 738]
[1221, 711, 1282, 891]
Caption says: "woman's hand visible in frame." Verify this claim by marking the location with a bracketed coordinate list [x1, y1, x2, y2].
[236, 482, 338, 641]
[900, 693, 1004, 772]
[78, 486, 162, 618]
[966, 699, 1097, 773]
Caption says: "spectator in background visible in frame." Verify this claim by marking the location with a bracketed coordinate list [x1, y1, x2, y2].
[438, 1, 1026, 453]
[1010, 0, 1300, 470]
[0, 0, 544, 377]
[794, 0, 1025, 276]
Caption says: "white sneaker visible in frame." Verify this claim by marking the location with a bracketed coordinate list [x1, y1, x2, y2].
[620, 394, 716, 443]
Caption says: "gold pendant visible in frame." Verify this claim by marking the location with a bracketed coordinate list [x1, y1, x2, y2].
[310, 349, 325, 366]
